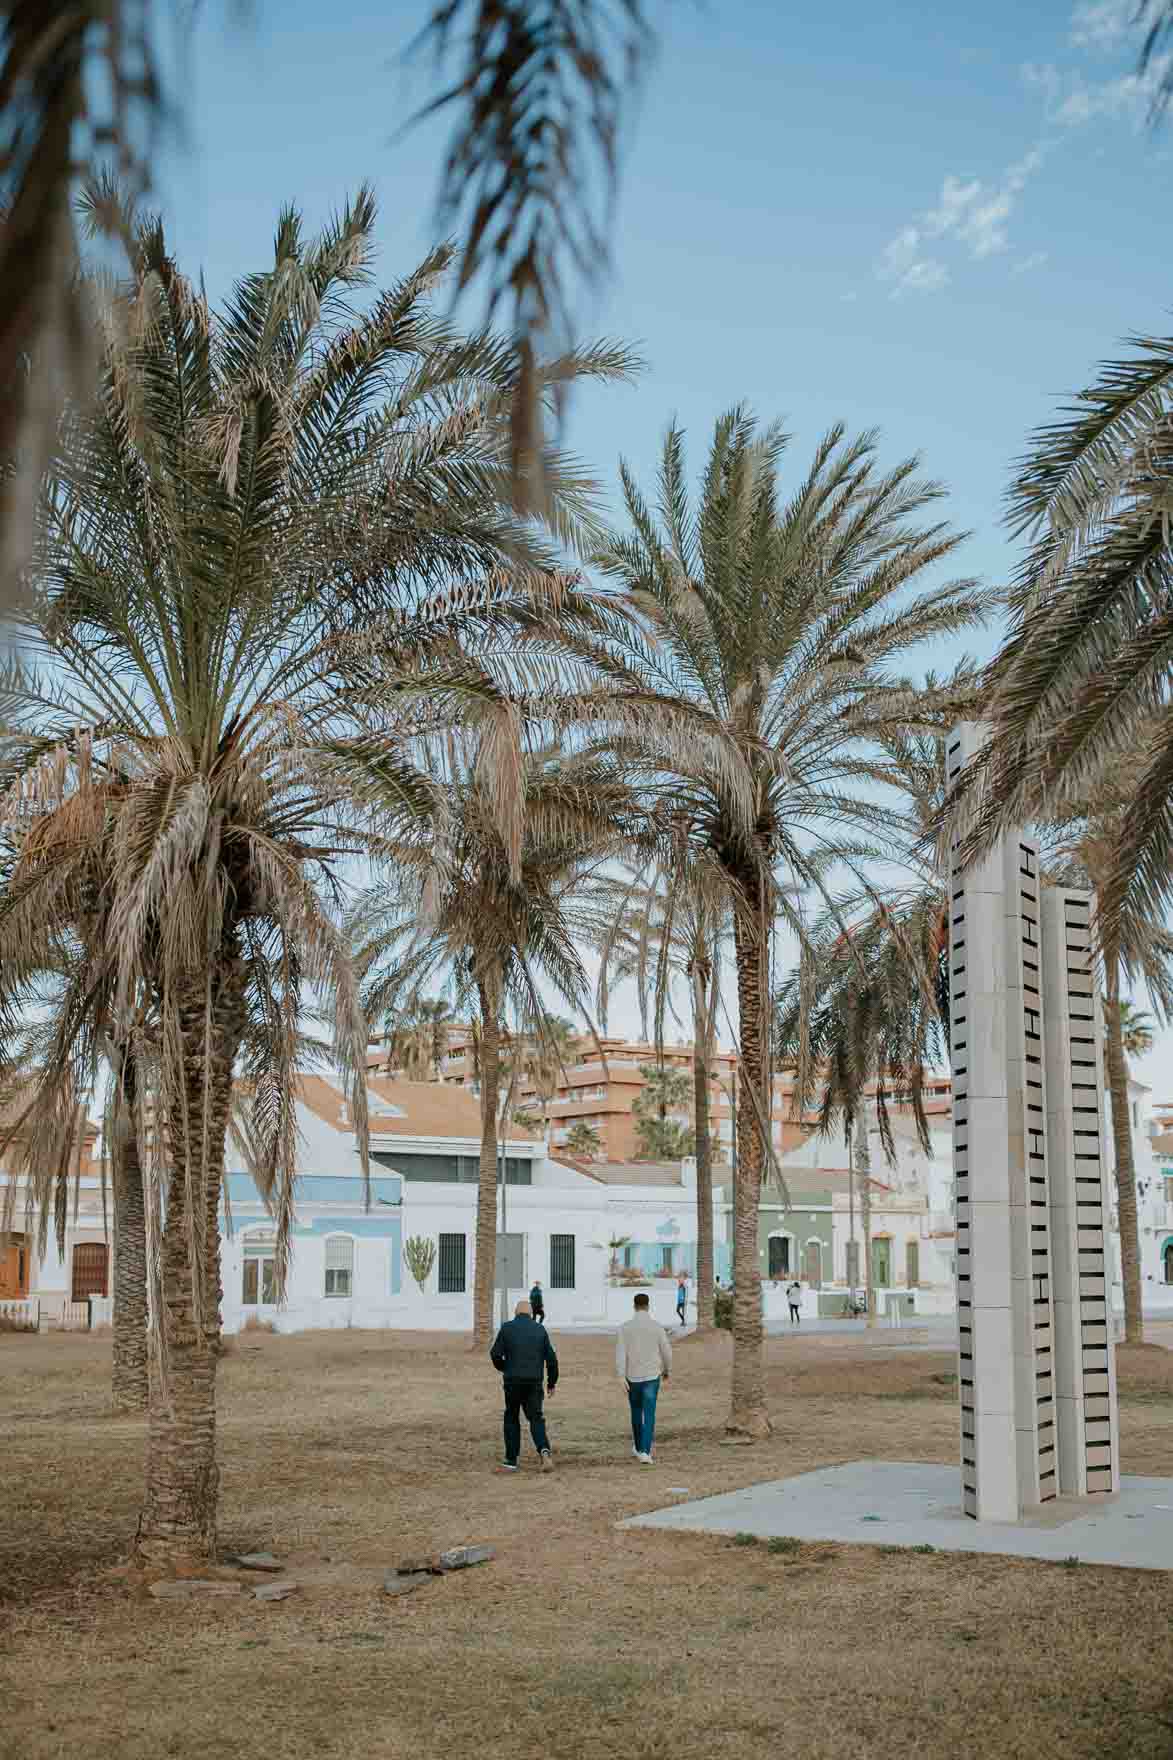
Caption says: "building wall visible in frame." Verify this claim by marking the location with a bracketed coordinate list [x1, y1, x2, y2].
[755, 1199, 833, 1285]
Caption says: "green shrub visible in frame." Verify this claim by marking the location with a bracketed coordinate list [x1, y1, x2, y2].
[713, 1286, 733, 1331]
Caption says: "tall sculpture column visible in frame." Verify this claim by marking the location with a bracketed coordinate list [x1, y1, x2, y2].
[1042, 888, 1120, 1496]
[947, 724, 1057, 1520]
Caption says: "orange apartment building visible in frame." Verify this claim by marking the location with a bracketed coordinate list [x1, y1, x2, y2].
[381, 1026, 958, 1164]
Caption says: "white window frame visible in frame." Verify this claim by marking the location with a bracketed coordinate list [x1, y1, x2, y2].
[324, 1234, 355, 1298]
[242, 1231, 277, 1307]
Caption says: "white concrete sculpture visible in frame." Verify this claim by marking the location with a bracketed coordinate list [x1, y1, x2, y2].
[947, 724, 1118, 1521]
[1042, 888, 1120, 1497]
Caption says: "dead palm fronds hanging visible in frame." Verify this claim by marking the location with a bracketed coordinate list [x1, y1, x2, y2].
[408, 0, 657, 515]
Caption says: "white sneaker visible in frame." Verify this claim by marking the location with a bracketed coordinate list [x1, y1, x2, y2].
[637, 1452, 653, 1464]
[632, 1446, 640, 1457]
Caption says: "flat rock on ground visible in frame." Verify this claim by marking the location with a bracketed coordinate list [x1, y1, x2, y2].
[383, 1571, 432, 1598]
[147, 1580, 242, 1601]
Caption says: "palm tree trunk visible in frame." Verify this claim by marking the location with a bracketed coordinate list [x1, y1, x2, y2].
[692, 964, 715, 1333]
[111, 1055, 148, 1413]
[472, 979, 502, 1350]
[728, 900, 771, 1438]
[1104, 961, 1143, 1345]
[135, 962, 244, 1569]
[854, 1112, 874, 1328]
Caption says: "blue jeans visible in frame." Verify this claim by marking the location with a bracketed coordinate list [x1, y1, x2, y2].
[627, 1376, 661, 1455]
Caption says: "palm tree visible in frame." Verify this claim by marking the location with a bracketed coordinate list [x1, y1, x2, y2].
[566, 1119, 602, 1157]
[352, 743, 639, 1347]
[585, 855, 730, 1330]
[0, 193, 627, 1567]
[385, 996, 457, 1080]
[773, 688, 986, 1328]
[632, 1061, 694, 1159]
[964, 329, 1173, 946]
[108, 1049, 149, 1410]
[592, 409, 990, 1435]
[1046, 802, 1173, 1343]
[1111, 1000, 1155, 1060]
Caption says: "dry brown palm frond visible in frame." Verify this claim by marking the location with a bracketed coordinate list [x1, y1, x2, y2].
[407, 0, 655, 516]
[0, 7, 173, 610]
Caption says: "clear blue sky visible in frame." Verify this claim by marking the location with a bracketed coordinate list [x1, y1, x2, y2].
[153, 0, 1173, 1092]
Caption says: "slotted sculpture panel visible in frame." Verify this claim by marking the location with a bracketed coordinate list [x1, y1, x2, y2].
[948, 724, 1117, 1522]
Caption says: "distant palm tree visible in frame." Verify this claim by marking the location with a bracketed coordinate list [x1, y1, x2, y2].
[1111, 1000, 1156, 1060]
[1047, 801, 1173, 1343]
[584, 854, 730, 1330]
[594, 408, 992, 1436]
[632, 1061, 694, 1160]
[386, 997, 457, 1081]
[775, 679, 983, 1162]
[352, 744, 639, 1346]
[566, 1119, 603, 1157]
[0, 193, 623, 1567]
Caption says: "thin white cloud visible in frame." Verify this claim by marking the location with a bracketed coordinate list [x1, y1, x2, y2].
[1070, 0, 1134, 49]
[1022, 53, 1171, 130]
[923, 175, 983, 236]
[1011, 250, 1049, 275]
[875, 148, 1045, 296]
[876, 225, 949, 298]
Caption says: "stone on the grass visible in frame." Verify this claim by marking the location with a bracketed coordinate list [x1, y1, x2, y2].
[384, 1570, 432, 1598]
[231, 1551, 284, 1572]
[253, 1580, 298, 1602]
[148, 1579, 242, 1600]
[435, 1544, 494, 1572]
[394, 1544, 495, 1576]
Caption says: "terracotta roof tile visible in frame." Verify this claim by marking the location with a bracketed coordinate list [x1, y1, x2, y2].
[293, 1073, 540, 1145]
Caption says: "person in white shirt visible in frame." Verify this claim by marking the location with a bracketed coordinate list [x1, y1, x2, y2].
[786, 1280, 802, 1325]
[616, 1292, 673, 1463]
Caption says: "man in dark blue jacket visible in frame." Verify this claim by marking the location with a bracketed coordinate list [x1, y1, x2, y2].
[490, 1300, 559, 1473]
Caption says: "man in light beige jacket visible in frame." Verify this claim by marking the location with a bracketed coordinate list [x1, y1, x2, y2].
[616, 1292, 673, 1463]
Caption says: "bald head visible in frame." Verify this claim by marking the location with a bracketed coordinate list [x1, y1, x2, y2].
[515, 1300, 532, 1317]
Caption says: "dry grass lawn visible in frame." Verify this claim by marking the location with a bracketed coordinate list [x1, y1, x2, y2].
[2, 1323, 1172, 1760]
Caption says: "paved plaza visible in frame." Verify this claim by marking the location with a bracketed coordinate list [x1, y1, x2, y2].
[624, 1458, 1173, 1570]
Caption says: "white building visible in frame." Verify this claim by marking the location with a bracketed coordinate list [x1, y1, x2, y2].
[220, 1074, 716, 1334]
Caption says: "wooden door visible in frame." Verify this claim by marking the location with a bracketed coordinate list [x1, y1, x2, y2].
[872, 1237, 891, 1289]
[803, 1239, 822, 1288]
[71, 1242, 109, 1302]
[905, 1239, 920, 1288]
[0, 1235, 29, 1299]
[768, 1236, 789, 1279]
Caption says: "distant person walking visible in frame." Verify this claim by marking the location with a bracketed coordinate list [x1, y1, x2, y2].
[616, 1292, 672, 1464]
[490, 1300, 558, 1473]
[530, 1279, 546, 1325]
[675, 1270, 689, 1328]
[787, 1280, 802, 1325]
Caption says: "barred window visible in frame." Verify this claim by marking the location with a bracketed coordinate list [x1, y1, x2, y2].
[438, 1232, 466, 1294]
[324, 1235, 354, 1297]
[550, 1234, 575, 1291]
